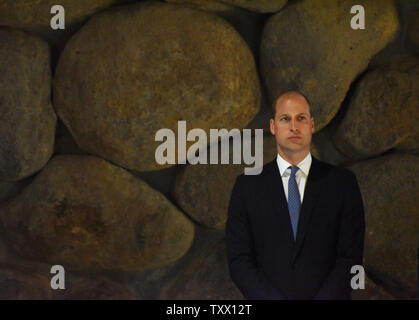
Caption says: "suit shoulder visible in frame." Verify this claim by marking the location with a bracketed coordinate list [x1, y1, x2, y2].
[314, 158, 357, 181]
[233, 160, 275, 186]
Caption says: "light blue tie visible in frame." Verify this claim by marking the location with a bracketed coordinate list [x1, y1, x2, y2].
[288, 166, 301, 240]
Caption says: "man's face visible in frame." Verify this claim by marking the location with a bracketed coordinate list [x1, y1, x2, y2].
[269, 94, 314, 156]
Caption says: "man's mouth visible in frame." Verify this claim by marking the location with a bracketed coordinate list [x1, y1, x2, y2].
[288, 136, 301, 140]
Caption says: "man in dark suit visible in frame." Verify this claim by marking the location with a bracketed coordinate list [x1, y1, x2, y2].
[226, 91, 365, 299]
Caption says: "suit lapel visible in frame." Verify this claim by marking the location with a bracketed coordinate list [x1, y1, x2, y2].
[292, 156, 325, 263]
[264, 155, 326, 263]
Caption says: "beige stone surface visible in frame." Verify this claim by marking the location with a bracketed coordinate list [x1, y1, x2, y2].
[0, 155, 195, 272]
[0, 0, 127, 45]
[159, 237, 243, 299]
[0, 27, 56, 181]
[335, 57, 419, 159]
[348, 153, 419, 295]
[165, 0, 264, 53]
[0, 264, 52, 300]
[350, 275, 394, 300]
[260, 0, 400, 131]
[54, 1, 260, 172]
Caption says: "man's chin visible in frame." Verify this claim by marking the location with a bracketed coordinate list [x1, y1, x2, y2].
[285, 142, 303, 149]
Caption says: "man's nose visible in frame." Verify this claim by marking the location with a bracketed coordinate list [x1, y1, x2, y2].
[290, 118, 298, 131]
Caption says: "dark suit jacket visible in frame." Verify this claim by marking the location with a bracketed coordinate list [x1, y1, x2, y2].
[226, 155, 365, 300]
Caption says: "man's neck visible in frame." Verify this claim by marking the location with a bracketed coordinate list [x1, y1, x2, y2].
[277, 149, 310, 166]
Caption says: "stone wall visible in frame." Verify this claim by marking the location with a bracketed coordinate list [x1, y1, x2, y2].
[0, 0, 417, 299]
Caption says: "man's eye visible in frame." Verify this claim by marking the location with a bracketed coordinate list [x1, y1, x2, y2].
[280, 117, 289, 121]
[299, 116, 306, 120]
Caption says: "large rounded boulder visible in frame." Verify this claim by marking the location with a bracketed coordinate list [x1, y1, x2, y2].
[0, 27, 56, 181]
[53, 2, 261, 172]
[260, 0, 399, 131]
[0, 155, 195, 272]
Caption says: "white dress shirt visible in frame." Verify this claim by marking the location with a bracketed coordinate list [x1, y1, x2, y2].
[276, 152, 312, 203]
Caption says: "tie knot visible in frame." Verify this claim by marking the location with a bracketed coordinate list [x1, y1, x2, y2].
[288, 165, 299, 177]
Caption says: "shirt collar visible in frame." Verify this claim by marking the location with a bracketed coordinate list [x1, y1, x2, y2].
[276, 152, 312, 177]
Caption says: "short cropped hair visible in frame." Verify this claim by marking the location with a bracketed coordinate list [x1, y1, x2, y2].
[271, 91, 312, 119]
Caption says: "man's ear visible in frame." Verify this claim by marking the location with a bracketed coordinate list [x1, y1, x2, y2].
[311, 117, 315, 133]
[269, 118, 275, 135]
